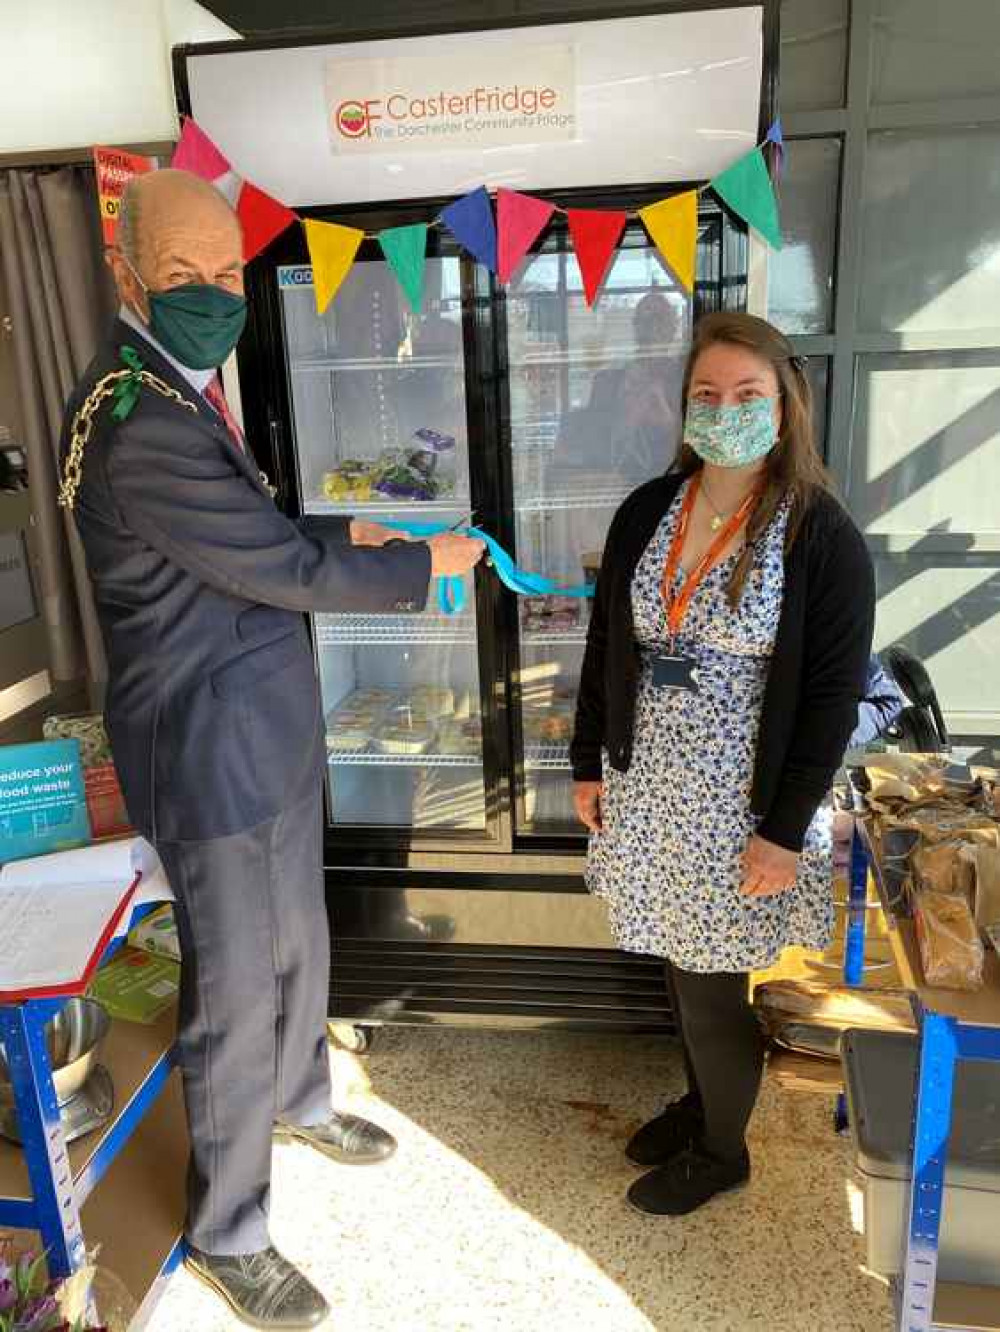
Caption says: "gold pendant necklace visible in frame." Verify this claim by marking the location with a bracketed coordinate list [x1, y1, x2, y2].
[701, 475, 753, 532]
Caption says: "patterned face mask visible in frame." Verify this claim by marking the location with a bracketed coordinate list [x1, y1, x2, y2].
[683, 397, 780, 468]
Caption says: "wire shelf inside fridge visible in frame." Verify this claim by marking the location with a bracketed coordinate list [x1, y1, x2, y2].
[327, 743, 482, 768]
[523, 743, 572, 771]
[515, 485, 632, 513]
[303, 496, 471, 517]
[316, 614, 477, 646]
[291, 353, 465, 374]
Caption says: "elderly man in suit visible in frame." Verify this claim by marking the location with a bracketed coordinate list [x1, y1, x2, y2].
[60, 168, 482, 1329]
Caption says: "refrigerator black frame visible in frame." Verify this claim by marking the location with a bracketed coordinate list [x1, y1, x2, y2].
[172, 3, 779, 1032]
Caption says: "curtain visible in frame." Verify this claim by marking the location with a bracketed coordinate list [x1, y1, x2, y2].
[0, 166, 116, 694]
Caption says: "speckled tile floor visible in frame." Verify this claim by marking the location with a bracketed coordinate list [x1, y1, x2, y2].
[148, 1028, 894, 1332]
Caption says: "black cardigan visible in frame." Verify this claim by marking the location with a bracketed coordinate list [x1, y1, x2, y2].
[569, 473, 876, 852]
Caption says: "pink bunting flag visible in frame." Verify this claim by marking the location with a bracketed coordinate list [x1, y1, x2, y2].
[171, 117, 231, 181]
[497, 189, 555, 283]
[237, 181, 298, 262]
[567, 208, 627, 307]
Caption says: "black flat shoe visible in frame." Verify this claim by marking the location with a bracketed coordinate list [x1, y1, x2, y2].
[627, 1145, 750, 1217]
[274, 1110, 397, 1165]
[625, 1093, 704, 1167]
[186, 1245, 328, 1329]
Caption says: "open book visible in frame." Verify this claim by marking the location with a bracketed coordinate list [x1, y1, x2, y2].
[0, 837, 173, 1002]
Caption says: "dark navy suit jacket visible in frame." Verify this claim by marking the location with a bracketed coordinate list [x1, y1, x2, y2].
[60, 320, 431, 843]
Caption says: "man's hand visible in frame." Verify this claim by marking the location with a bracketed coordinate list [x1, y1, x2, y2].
[427, 533, 485, 578]
[573, 780, 603, 833]
[740, 834, 800, 897]
[349, 520, 399, 547]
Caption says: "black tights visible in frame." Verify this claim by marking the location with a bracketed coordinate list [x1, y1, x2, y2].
[664, 960, 766, 1163]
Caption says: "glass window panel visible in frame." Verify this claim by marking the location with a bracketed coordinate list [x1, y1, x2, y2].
[859, 126, 1000, 335]
[873, 554, 1000, 738]
[505, 227, 693, 834]
[780, 0, 848, 111]
[872, 0, 1000, 105]
[804, 355, 829, 460]
[279, 256, 487, 832]
[848, 352, 1000, 537]
[767, 138, 841, 334]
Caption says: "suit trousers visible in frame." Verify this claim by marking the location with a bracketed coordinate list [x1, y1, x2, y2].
[156, 787, 332, 1255]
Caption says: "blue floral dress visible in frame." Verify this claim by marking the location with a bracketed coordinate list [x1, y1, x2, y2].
[585, 480, 834, 973]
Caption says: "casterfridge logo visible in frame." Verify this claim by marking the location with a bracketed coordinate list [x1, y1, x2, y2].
[326, 45, 577, 156]
[336, 100, 372, 138]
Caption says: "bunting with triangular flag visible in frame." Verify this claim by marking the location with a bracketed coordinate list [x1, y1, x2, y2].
[638, 192, 698, 293]
[378, 224, 428, 312]
[710, 147, 783, 250]
[303, 218, 365, 314]
[567, 208, 627, 307]
[441, 187, 497, 273]
[237, 182, 298, 262]
[496, 190, 555, 283]
[765, 118, 785, 181]
[171, 116, 231, 180]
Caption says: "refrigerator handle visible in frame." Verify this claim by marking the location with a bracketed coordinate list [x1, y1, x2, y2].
[267, 411, 289, 509]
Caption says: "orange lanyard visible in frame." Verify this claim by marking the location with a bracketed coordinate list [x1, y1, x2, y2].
[660, 475, 758, 644]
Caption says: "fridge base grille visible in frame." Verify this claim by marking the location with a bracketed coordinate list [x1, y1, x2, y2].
[329, 940, 675, 1034]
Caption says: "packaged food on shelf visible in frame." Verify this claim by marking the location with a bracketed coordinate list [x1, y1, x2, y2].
[912, 840, 977, 899]
[325, 689, 396, 753]
[408, 685, 455, 720]
[914, 891, 985, 991]
[959, 844, 1000, 928]
[322, 460, 375, 502]
[881, 802, 1000, 847]
[861, 754, 948, 803]
[523, 710, 573, 744]
[377, 722, 434, 756]
[521, 596, 581, 635]
[753, 979, 915, 1041]
[435, 717, 482, 757]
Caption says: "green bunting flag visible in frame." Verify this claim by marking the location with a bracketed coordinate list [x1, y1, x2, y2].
[710, 147, 783, 250]
[378, 223, 429, 312]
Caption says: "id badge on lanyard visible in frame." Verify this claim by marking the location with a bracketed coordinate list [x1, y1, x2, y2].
[653, 477, 757, 696]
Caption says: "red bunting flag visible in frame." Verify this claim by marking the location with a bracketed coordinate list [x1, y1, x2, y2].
[567, 208, 627, 307]
[497, 189, 555, 283]
[171, 117, 231, 181]
[237, 181, 298, 262]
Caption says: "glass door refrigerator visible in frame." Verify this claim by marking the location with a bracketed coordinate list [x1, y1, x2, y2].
[239, 198, 747, 1042]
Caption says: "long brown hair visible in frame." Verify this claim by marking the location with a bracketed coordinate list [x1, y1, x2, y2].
[675, 311, 832, 606]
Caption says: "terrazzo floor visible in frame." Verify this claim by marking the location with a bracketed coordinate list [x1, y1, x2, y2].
[148, 1027, 894, 1332]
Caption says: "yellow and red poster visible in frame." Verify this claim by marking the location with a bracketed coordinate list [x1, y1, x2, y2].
[93, 146, 155, 245]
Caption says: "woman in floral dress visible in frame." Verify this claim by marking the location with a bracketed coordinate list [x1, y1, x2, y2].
[571, 313, 874, 1216]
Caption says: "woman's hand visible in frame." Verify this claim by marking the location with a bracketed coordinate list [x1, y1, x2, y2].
[740, 834, 799, 897]
[573, 780, 604, 833]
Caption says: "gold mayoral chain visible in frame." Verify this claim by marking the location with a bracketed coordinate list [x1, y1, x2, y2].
[58, 345, 277, 509]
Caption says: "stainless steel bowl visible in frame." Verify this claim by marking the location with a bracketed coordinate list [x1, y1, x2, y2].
[0, 998, 110, 1106]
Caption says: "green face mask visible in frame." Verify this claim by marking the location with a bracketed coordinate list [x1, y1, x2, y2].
[128, 262, 247, 370]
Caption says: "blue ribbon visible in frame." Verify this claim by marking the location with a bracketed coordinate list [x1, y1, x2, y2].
[383, 520, 596, 616]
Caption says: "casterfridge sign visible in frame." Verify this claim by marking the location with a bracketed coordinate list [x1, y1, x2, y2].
[325, 43, 576, 154]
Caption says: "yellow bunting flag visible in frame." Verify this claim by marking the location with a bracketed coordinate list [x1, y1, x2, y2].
[638, 191, 698, 293]
[303, 218, 365, 315]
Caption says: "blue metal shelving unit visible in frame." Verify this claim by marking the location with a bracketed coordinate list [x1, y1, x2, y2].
[850, 820, 1000, 1332]
[0, 903, 182, 1311]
